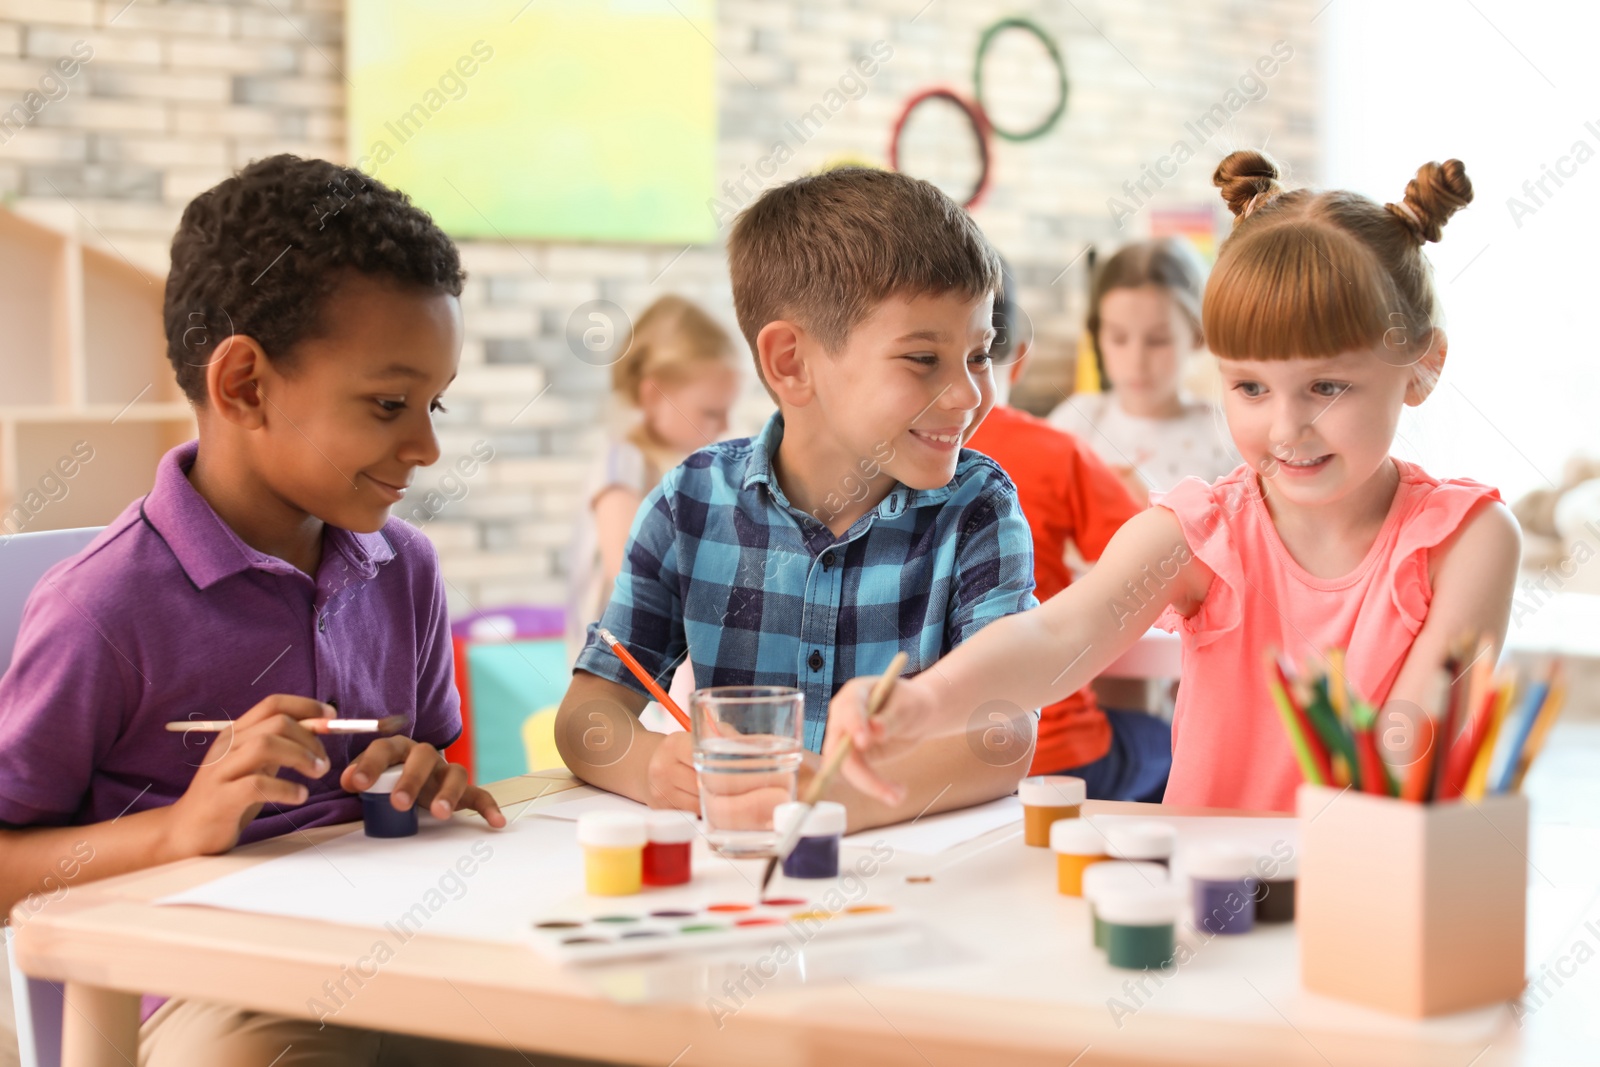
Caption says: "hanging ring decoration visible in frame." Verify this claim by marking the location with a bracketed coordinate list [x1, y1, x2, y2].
[887, 87, 993, 210]
[973, 17, 1068, 143]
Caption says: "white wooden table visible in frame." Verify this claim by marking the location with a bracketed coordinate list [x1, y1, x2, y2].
[13, 765, 1599, 1067]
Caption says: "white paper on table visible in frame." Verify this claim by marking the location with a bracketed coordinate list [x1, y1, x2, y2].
[157, 805, 588, 943]
[530, 787, 652, 821]
[843, 796, 1022, 855]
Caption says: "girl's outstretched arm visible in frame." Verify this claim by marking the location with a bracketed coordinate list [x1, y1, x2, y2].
[826, 506, 1210, 803]
[1383, 500, 1521, 742]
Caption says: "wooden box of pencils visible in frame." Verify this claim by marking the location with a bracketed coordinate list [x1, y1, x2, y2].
[1297, 784, 1528, 1017]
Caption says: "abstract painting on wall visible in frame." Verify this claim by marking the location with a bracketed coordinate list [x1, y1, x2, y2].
[347, 0, 718, 243]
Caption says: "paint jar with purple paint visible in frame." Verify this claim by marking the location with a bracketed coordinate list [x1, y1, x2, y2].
[1188, 844, 1258, 935]
[773, 801, 845, 879]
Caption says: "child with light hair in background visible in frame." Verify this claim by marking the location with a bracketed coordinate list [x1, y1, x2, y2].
[570, 295, 743, 640]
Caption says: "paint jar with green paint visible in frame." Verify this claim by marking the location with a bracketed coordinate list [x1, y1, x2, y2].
[1097, 885, 1182, 971]
[1082, 861, 1169, 950]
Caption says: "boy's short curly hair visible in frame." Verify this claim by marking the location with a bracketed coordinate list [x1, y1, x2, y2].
[163, 154, 466, 404]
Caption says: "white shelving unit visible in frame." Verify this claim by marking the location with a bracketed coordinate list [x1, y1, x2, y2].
[0, 205, 195, 533]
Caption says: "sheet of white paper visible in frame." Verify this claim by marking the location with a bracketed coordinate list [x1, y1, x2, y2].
[530, 787, 651, 822]
[843, 796, 1022, 855]
[158, 805, 588, 943]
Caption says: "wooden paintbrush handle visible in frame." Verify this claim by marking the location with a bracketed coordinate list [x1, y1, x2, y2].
[802, 652, 907, 805]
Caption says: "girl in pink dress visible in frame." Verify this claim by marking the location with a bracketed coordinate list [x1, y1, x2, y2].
[826, 151, 1521, 813]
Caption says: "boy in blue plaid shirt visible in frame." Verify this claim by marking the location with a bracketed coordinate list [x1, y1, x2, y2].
[556, 168, 1038, 831]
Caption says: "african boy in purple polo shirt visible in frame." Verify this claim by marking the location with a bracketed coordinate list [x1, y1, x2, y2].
[0, 156, 527, 1066]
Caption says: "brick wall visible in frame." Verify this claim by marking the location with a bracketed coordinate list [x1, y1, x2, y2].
[0, 0, 1319, 615]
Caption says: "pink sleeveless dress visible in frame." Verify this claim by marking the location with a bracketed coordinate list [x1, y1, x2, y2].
[1153, 459, 1501, 812]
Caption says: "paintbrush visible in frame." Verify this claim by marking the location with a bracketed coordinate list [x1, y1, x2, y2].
[759, 652, 907, 897]
[166, 714, 408, 735]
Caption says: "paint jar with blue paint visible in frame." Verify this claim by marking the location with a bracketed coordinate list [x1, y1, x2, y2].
[773, 801, 845, 879]
[361, 767, 418, 838]
[1188, 844, 1258, 935]
[1082, 861, 1168, 950]
[1098, 884, 1183, 971]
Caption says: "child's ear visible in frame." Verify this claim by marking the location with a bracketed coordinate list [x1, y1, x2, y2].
[756, 320, 815, 406]
[205, 335, 269, 429]
[1405, 329, 1448, 405]
[1007, 338, 1032, 385]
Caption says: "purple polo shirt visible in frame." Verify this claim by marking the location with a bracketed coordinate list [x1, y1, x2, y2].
[0, 439, 461, 840]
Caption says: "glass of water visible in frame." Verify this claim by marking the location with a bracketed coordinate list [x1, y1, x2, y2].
[690, 686, 805, 857]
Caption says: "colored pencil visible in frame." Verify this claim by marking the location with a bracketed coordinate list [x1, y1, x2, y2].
[1464, 680, 1515, 801]
[1326, 647, 1350, 721]
[166, 714, 408, 735]
[596, 626, 692, 731]
[1491, 668, 1552, 795]
[1304, 677, 1357, 790]
[1429, 653, 1467, 803]
[1266, 652, 1326, 787]
[1446, 671, 1506, 799]
[1400, 710, 1437, 803]
[1441, 637, 1497, 801]
[1350, 699, 1392, 796]
[1509, 669, 1565, 793]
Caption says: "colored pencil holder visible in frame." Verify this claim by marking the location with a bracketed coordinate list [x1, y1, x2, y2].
[1297, 785, 1528, 1017]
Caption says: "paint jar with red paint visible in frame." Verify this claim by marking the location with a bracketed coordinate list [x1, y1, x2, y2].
[773, 801, 846, 879]
[643, 811, 694, 886]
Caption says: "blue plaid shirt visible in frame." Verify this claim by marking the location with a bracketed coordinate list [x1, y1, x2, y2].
[575, 413, 1038, 751]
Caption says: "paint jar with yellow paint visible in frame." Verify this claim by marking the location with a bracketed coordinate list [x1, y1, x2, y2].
[578, 811, 647, 896]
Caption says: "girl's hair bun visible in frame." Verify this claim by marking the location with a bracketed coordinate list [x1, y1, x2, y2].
[1387, 159, 1473, 244]
[1213, 150, 1283, 220]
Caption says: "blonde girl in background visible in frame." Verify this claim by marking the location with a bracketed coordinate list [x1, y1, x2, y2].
[829, 152, 1521, 814]
[1049, 237, 1238, 504]
[570, 295, 743, 647]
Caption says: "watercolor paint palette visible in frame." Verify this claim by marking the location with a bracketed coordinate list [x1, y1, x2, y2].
[525, 897, 908, 964]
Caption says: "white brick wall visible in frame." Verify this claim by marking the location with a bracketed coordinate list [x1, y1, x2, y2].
[0, 0, 1320, 614]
